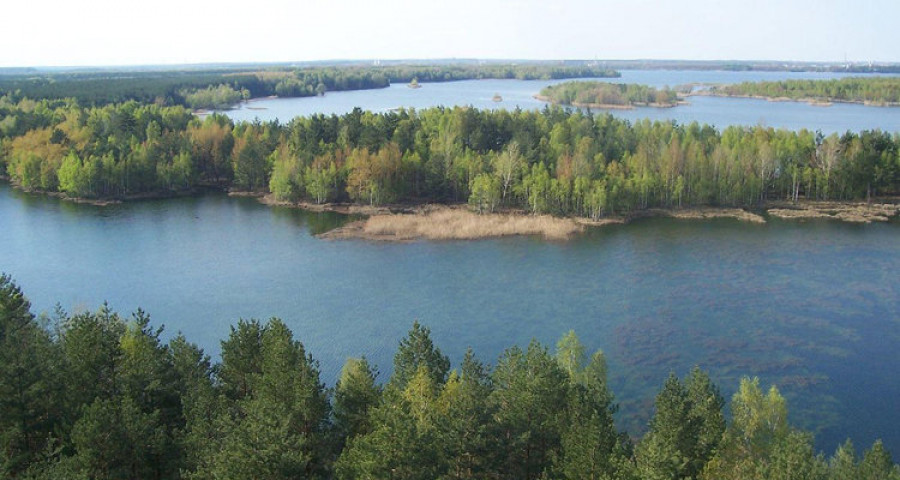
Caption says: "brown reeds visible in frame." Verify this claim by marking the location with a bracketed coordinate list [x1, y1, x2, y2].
[360, 207, 583, 241]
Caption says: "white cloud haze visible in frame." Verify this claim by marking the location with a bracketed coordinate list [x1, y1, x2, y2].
[4, 0, 897, 67]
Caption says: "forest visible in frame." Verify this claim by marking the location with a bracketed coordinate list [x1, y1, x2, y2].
[538, 81, 679, 108]
[0, 274, 897, 479]
[0, 64, 619, 109]
[707, 77, 900, 105]
[1, 93, 898, 219]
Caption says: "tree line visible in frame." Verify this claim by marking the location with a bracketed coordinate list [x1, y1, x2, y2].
[708, 77, 900, 105]
[539, 81, 679, 107]
[0, 274, 897, 479]
[2, 95, 898, 215]
[0, 64, 619, 109]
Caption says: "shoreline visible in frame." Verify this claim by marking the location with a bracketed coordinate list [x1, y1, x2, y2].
[271, 201, 773, 242]
[764, 201, 900, 223]
[2, 180, 896, 240]
[689, 91, 900, 108]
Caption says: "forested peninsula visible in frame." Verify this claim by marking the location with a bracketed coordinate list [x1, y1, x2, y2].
[2, 90, 899, 237]
[0, 64, 619, 110]
[1, 274, 898, 479]
[702, 77, 900, 106]
[536, 81, 680, 109]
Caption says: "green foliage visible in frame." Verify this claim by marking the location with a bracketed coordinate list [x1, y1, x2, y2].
[333, 357, 381, 442]
[714, 77, 900, 105]
[541, 81, 679, 107]
[3, 97, 897, 209]
[0, 279, 898, 479]
[468, 172, 501, 213]
[200, 318, 332, 479]
[390, 321, 450, 391]
[0, 275, 60, 477]
[0, 64, 618, 108]
[637, 368, 726, 480]
[701, 377, 814, 480]
[182, 84, 244, 110]
[491, 339, 569, 479]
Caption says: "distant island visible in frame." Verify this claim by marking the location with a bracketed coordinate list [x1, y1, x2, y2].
[536, 81, 681, 109]
[699, 77, 900, 106]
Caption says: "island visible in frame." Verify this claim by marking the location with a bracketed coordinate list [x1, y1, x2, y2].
[698, 76, 900, 107]
[2, 64, 899, 242]
[535, 81, 681, 109]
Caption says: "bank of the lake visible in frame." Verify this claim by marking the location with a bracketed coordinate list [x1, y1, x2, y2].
[3, 181, 898, 455]
[690, 91, 900, 108]
[256, 193, 899, 242]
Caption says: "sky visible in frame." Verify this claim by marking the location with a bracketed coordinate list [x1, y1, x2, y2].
[4, 0, 899, 67]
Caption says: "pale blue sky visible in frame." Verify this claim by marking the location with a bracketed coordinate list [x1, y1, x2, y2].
[4, 0, 898, 67]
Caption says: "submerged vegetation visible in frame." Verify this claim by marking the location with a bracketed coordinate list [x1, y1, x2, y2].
[0, 274, 897, 479]
[706, 76, 900, 106]
[1, 93, 898, 218]
[538, 81, 680, 108]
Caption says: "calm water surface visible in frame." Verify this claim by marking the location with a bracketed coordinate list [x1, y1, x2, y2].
[2, 182, 898, 454]
[222, 70, 900, 134]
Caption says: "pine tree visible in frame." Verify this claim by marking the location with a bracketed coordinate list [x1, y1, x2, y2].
[0, 274, 61, 476]
[390, 321, 450, 390]
[333, 357, 381, 444]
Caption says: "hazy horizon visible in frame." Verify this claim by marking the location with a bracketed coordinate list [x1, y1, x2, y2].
[5, 0, 899, 68]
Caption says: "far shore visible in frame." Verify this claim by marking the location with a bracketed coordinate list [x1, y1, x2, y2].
[688, 91, 900, 108]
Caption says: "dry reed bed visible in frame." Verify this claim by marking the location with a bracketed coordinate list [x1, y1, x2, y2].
[321, 207, 583, 241]
[767, 202, 900, 223]
[640, 207, 766, 223]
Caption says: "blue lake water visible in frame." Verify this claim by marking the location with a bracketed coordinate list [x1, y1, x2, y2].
[222, 70, 900, 134]
[2, 182, 898, 454]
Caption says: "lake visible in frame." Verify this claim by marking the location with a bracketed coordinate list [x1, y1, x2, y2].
[2, 181, 898, 455]
[221, 70, 900, 134]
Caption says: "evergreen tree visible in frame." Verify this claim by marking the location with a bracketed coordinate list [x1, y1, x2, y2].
[859, 440, 900, 480]
[636, 373, 698, 480]
[435, 349, 496, 479]
[828, 439, 858, 480]
[490, 339, 569, 480]
[333, 357, 381, 445]
[0, 274, 61, 477]
[390, 321, 450, 390]
[555, 348, 629, 480]
[201, 318, 332, 479]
